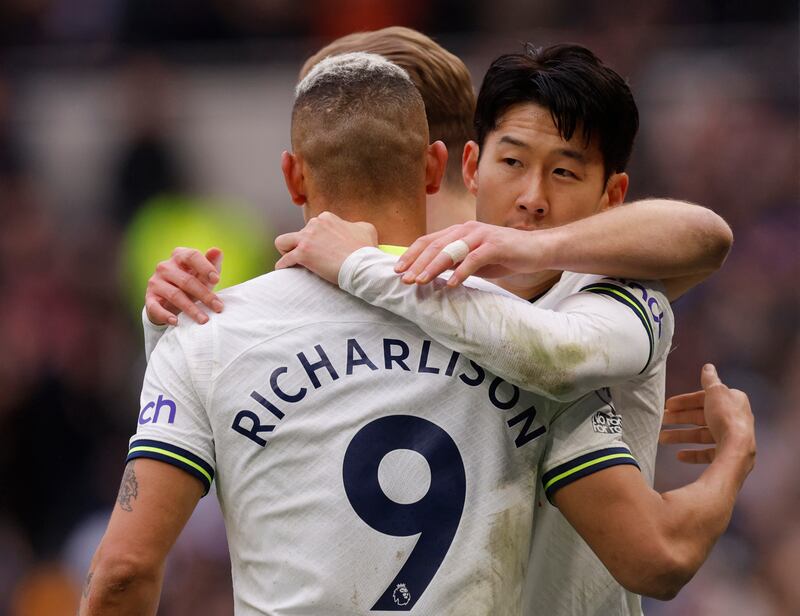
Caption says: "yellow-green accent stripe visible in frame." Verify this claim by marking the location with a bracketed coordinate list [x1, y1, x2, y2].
[378, 244, 408, 256]
[543, 452, 637, 492]
[582, 285, 653, 342]
[128, 445, 213, 486]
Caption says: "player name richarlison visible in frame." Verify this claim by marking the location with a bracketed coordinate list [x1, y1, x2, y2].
[160, 336, 548, 450]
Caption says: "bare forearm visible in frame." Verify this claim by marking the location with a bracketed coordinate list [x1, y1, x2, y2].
[535, 200, 732, 283]
[658, 445, 753, 574]
[78, 563, 163, 615]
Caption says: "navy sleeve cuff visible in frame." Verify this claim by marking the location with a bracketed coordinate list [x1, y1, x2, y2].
[127, 439, 215, 495]
[542, 446, 639, 504]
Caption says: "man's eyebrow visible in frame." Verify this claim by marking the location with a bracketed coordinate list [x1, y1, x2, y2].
[498, 135, 529, 148]
[557, 148, 587, 164]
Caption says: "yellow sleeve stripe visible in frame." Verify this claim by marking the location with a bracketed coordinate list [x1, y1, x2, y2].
[542, 447, 640, 502]
[128, 445, 213, 486]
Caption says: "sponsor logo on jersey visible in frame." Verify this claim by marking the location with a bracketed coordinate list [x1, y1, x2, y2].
[592, 409, 622, 434]
[138, 395, 177, 425]
[392, 583, 411, 607]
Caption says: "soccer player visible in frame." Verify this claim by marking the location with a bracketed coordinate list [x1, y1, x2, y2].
[273, 44, 750, 614]
[140, 32, 737, 613]
[142, 28, 730, 334]
[81, 53, 642, 615]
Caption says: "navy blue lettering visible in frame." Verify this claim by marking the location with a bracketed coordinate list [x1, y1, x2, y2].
[458, 361, 485, 386]
[507, 405, 546, 447]
[270, 367, 306, 403]
[444, 351, 460, 377]
[489, 378, 520, 410]
[250, 390, 285, 419]
[297, 344, 339, 388]
[232, 410, 275, 447]
[417, 340, 440, 374]
[383, 339, 411, 371]
[346, 338, 378, 375]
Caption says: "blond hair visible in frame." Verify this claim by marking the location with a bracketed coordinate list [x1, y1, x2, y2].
[300, 27, 475, 191]
[293, 52, 428, 204]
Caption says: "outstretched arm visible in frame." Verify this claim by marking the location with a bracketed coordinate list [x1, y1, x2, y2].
[396, 200, 732, 301]
[554, 365, 755, 600]
[78, 459, 203, 615]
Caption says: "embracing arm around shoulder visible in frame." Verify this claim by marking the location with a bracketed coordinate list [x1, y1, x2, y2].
[553, 365, 755, 600]
[340, 248, 669, 401]
[78, 459, 203, 615]
[396, 200, 732, 301]
[539, 200, 733, 301]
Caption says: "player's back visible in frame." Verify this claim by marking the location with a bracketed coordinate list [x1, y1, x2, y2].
[151, 268, 554, 615]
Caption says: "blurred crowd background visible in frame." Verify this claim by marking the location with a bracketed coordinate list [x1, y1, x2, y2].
[0, 1, 797, 614]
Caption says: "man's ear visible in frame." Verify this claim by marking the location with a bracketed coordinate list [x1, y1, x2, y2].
[424, 140, 448, 195]
[601, 172, 629, 211]
[281, 150, 307, 206]
[462, 140, 480, 196]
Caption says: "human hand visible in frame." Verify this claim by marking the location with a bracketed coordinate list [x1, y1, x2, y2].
[145, 247, 224, 326]
[393, 221, 543, 287]
[660, 364, 755, 467]
[274, 212, 378, 284]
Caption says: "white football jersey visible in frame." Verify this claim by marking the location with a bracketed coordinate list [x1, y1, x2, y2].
[132, 265, 636, 615]
[335, 249, 674, 615]
[526, 272, 673, 616]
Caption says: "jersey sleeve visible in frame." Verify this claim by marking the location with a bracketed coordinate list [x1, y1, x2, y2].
[540, 391, 639, 503]
[568, 274, 673, 373]
[339, 248, 668, 401]
[142, 306, 169, 363]
[128, 320, 216, 495]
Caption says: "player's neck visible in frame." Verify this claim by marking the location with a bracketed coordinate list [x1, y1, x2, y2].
[489, 270, 563, 301]
[309, 197, 426, 247]
[425, 187, 476, 232]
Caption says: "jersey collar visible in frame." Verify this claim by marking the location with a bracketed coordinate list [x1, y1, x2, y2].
[378, 244, 407, 256]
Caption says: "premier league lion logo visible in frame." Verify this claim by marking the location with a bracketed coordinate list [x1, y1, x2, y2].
[393, 583, 411, 606]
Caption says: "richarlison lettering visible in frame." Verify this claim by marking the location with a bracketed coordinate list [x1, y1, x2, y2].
[231, 337, 546, 449]
[138, 394, 177, 425]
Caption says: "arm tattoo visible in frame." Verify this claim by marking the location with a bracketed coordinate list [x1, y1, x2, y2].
[83, 571, 93, 598]
[117, 461, 139, 512]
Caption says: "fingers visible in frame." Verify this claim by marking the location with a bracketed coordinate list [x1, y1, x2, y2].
[701, 363, 724, 390]
[662, 408, 707, 426]
[395, 229, 449, 273]
[145, 297, 178, 327]
[659, 426, 715, 445]
[156, 262, 223, 313]
[205, 247, 223, 279]
[676, 448, 716, 464]
[447, 243, 495, 287]
[665, 390, 705, 411]
[173, 247, 220, 286]
[275, 250, 299, 270]
[275, 232, 300, 256]
[402, 228, 481, 284]
[399, 230, 457, 282]
[147, 277, 209, 324]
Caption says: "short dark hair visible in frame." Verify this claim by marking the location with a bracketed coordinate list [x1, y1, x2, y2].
[474, 43, 639, 178]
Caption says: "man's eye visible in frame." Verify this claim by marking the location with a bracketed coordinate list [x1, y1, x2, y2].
[553, 168, 577, 179]
[503, 158, 522, 168]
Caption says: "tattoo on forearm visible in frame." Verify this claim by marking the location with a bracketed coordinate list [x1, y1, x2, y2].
[117, 461, 139, 512]
[83, 571, 93, 598]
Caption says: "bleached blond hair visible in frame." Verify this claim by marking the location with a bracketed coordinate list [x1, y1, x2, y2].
[292, 51, 428, 204]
